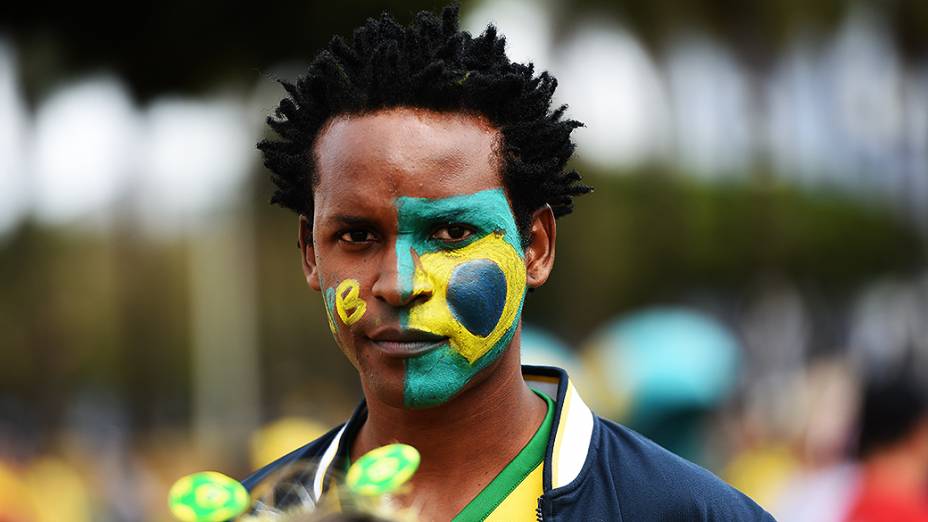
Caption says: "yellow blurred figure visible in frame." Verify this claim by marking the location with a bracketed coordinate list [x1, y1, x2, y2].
[250, 417, 327, 470]
[24, 456, 92, 522]
[724, 445, 798, 510]
[0, 460, 39, 521]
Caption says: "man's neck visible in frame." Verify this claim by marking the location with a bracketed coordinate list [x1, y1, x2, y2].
[350, 338, 547, 516]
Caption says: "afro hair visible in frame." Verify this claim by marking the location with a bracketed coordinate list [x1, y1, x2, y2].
[258, 5, 591, 244]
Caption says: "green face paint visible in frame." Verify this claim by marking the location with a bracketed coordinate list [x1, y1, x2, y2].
[324, 286, 338, 335]
[395, 189, 527, 408]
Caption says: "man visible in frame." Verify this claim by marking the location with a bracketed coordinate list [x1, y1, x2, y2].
[245, 6, 773, 521]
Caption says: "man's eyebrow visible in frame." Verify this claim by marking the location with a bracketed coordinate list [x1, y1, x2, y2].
[328, 214, 376, 226]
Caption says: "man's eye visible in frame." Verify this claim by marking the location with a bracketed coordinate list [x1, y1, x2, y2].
[431, 225, 474, 242]
[340, 230, 376, 243]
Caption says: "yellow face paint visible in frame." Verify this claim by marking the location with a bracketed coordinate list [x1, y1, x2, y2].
[395, 189, 528, 408]
[407, 232, 526, 363]
[335, 279, 367, 326]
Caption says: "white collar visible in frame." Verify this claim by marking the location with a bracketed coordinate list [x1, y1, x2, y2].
[311, 365, 595, 498]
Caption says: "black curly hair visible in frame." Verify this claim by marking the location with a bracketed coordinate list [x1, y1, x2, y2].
[258, 4, 591, 245]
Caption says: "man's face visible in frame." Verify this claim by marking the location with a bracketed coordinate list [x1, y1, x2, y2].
[304, 108, 529, 409]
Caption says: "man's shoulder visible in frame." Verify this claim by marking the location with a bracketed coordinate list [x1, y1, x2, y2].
[240, 423, 345, 492]
[589, 416, 775, 520]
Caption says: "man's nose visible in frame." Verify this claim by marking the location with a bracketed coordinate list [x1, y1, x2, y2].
[371, 243, 433, 307]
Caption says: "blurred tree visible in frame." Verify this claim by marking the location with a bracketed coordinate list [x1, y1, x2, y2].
[1, 0, 451, 103]
[525, 167, 925, 341]
[2, 0, 927, 104]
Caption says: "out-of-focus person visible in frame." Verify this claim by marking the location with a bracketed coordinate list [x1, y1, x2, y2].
[844, 373, 928, 522]
[745, 359, 859, 518]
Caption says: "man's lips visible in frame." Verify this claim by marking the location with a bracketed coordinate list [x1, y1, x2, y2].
[366, 326, 448, 357]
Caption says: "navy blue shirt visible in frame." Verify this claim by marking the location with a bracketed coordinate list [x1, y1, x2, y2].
[538, 416, 775, 520]
[242, 366, 775, 521]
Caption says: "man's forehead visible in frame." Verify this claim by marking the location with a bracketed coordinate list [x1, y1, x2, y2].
[312, 108, 503, 203]
[313, 183, 514, 224]
[315, 107, 499, 153]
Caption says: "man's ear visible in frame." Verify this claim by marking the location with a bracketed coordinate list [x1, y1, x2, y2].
[299, 215, 321, 291]
[525, 205, 556, 288]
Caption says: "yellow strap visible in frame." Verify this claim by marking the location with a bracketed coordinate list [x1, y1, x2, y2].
[484, 463, 543, 522]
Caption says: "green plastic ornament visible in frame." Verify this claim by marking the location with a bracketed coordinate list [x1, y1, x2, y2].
[168, 471, 249, 522]
[346, 444, 420, 497]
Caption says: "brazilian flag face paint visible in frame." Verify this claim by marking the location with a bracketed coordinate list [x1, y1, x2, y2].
[395, 188, 526, 408]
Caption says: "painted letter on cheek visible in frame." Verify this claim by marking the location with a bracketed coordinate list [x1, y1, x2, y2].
[335, 279, 367, 326]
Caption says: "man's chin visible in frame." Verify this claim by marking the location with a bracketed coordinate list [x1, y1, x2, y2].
[357, 358, 465, 410]
[400, 343, 497, 409]
[355, 340, 507, 410]
[358, 377, 407, 410]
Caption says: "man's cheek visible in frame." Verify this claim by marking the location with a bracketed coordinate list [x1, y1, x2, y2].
[407, 232, 526, 363]
[334, 279, 367, 326]
[323, 278, 368, 337]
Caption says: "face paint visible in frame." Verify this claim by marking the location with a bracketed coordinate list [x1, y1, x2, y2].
[395, 188, 526, 408]
[323, 287, 338, 335]
[335, 279, 367, 326]
[324, 278, 367, 369]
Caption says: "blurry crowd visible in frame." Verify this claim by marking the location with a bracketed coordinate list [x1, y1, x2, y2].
[0, 406, 328, 521]
[532, 275, 928, 521]
[3, 273, 928, 521]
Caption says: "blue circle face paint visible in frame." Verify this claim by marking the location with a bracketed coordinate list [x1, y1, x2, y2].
[446, 259, 507, 338]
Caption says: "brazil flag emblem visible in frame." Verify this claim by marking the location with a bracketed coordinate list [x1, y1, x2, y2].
[346, 443, 420, 497]
[168, 471, 249, 522]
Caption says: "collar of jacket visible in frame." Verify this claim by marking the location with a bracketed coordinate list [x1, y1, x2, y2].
[308, 364, 596, 501]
